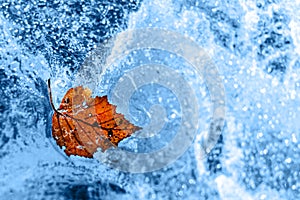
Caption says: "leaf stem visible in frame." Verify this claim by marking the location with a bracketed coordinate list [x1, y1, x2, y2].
[47, 79, 59, 113]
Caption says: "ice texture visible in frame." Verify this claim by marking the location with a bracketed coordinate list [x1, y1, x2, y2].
[0, 0, 300, 199]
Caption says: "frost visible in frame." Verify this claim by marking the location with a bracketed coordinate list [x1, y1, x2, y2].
[1, 0, 300, 199]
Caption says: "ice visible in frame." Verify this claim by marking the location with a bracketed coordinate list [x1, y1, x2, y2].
[1, 0, 300, 199]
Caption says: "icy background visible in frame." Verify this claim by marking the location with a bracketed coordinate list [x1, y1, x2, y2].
[0, 0, 300, 199]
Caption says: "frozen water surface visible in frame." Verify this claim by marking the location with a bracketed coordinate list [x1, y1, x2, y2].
[0, 0, 300, 199]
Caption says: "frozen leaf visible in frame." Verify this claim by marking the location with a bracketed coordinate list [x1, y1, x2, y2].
[48, 79, 141, 158]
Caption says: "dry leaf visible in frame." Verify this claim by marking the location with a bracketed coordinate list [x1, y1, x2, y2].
[48, 80, 141, 158]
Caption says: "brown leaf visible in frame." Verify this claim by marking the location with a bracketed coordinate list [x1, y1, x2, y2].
[48, 80, 141, 158]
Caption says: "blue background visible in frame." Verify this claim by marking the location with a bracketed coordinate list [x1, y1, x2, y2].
[0, 0, 299, 199]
